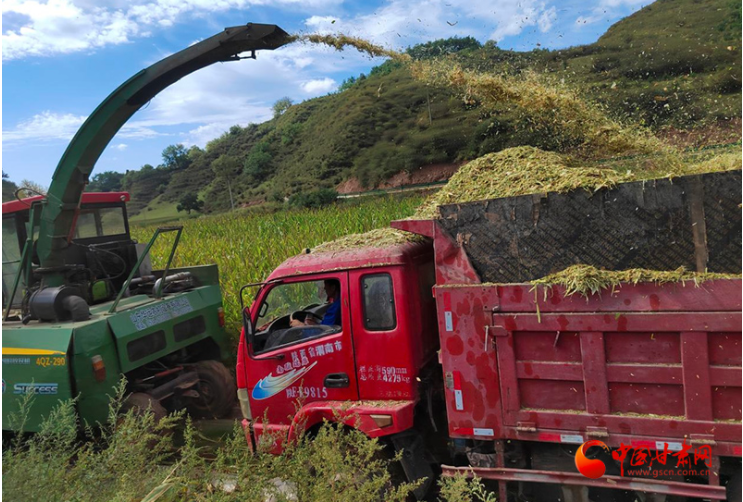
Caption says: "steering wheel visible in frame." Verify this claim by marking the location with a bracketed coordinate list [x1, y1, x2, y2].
[291, 310, 323, 324]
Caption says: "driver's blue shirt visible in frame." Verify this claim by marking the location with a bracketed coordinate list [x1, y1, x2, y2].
[321, 298, 341, 326]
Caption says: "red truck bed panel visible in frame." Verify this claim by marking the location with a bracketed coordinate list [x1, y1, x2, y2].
[436, 280, 742, 456]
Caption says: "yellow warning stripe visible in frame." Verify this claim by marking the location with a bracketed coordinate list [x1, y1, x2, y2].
[2, 347, 66, 356]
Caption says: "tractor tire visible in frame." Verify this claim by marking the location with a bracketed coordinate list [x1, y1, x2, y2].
[122, 392, 167, 422]
[187, 360, 236, 419]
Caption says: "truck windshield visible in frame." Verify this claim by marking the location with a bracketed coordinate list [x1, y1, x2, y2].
[258, 280, 325, 327]
[2, 217, 23, 308]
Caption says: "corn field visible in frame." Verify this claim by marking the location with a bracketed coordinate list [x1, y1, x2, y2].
[130, 195, 425, 341]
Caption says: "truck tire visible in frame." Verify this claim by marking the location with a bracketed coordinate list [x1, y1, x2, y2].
[122, 392, 167, 422]
[187, 360, 236, 419]
[728, 469, 742, 502]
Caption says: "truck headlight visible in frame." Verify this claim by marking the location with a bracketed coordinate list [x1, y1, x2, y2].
[237, 388, 252, 420]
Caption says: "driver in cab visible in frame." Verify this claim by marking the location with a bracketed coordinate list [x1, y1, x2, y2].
[290, 279, 340, 327]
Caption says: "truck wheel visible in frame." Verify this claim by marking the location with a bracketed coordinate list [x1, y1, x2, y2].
[187, 360, 236, 419]
[122, 392, 167, 422]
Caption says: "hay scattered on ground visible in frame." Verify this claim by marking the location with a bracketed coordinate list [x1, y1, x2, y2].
[413, 146, 632, 218]
[312, 228, 425, 253]
[531, 264, 740, 297]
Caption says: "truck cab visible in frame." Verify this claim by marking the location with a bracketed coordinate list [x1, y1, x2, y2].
[237, 240, 438, 447]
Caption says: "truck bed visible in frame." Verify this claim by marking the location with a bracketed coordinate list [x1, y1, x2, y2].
[436, 279, 742, 456]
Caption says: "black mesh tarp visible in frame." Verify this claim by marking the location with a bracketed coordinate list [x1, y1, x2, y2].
[436, 170, 742, 283]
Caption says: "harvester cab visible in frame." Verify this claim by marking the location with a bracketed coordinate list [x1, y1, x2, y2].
[2, 23, 292, 433]
[3, 192, 141, 317]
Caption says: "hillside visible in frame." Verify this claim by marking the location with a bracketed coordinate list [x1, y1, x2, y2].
[99, 0, 740, 216]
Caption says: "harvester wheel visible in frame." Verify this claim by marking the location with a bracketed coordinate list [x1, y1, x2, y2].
[122, 392, 167, 422]
[187, 360, 236, 419]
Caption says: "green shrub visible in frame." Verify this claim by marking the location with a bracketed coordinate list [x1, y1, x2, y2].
[287, 188, 339, 209]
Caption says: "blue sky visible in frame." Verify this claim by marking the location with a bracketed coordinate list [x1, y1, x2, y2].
[2, 0, 648, 187]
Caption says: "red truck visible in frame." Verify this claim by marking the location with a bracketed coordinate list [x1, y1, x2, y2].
[236, 171, 742, 501]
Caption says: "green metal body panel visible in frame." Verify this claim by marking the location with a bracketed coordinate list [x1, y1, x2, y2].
[70, 319, 123, 428]
[2, 265, 229, 432]
[2, 326, 76, 431]
[107, 285, 225, 373]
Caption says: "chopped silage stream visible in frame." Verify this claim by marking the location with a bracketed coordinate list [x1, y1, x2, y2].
[301, 34, 742, 291]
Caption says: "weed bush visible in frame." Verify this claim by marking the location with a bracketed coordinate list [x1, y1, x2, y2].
[3, 380, 178, 502]
[5, 384, 499, 501]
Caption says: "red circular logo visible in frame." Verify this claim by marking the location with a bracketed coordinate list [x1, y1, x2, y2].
[575, 440, 610, 479]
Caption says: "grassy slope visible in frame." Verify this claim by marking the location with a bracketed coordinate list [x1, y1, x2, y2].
[130, 0, 739, 215]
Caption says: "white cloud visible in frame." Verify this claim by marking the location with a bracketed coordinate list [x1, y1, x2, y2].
[301, 77, 336, 94]
[2, 111, 162, 146]
[2, 111, 86, 143]
[538, 7, 557, 32]
[298, 0, 563, 50]
[304, 15, 339, 33]
[2, 0, 343, 61]
[3, 0, 571, 61]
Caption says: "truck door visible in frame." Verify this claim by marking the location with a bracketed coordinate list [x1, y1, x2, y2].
[349, 269, 417, 401]
[246, 273, 358, 433]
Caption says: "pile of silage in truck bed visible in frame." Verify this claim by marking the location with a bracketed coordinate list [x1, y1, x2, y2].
[412, 146, 631, 219]
[531, 265, 741, 298]
[312, 227, 425, 253]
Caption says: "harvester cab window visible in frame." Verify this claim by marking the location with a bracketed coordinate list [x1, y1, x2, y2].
[2, 216, 24, 308]
[361, 273, 396, 331]
[74, 206, 127, 239]
[255, 279, 341, 353]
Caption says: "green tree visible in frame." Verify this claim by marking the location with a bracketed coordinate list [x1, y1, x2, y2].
[187, 145, 205, 162]
[337, 76, 357, 92]
[287, 188, 338, 209]
[272, 97, 293, 118]
[87, 171, 124, 192]
[406, 36, 482, 60]
[2, 172, 19, 202]
[18, 179, 47, 198]
[161, 144, 191, 171]
[176, 192, 204, 214]
[211, 155, 242, 210]
[243, 141, 273, 180]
